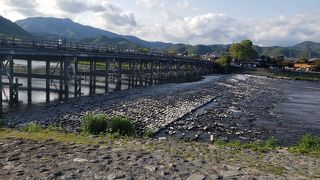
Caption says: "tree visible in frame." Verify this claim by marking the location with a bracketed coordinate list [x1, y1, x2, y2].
[230, 40, 258, 62]
[138, 48, 150, 54]
[313, 60, 320, 71]
[217, 55, 232, 72]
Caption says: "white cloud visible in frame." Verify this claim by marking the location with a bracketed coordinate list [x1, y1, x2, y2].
[136, 0, 164, 9]
[140, 13, 320, 46]
[0, 0, 320, 46]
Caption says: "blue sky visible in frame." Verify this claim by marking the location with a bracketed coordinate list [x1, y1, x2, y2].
[1, 0, 320, 46]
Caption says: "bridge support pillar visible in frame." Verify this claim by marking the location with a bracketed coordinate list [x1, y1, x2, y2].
[59, 60, 63, 100]
[74, 57, 80, 97]
[64, 57, 70, 99]
[139, 61, 143, 86]
[8, 55, 14, 105]
[149, 61, 154, 85]
[46, 60, 50, 102]
[27, 59, 32, 104]
[93, 61, 97, 94]
[128, 62, 131, 89]
[115, 61, 122, 91]
[105, 60, 109, 93]
[132, 61, 136, 88]
[0, 57, 3, 117]
[89, 60, 93, 95]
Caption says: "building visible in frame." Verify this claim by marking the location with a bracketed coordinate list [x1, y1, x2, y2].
[294, 63, 313, 71]
[201, 52, 230, 61]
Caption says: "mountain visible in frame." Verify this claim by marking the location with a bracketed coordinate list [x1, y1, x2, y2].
[0, 16, 31, 37]
[16, 17, 119, 40]
[16, 17, 172, 49]
[13, 17, 320, 58]
[124, 35, 173, 49]
[78, 35, 143, 50]
[255, 41, 320, 58]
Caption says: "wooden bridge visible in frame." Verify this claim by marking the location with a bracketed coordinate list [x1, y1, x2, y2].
[0, 36, 215, 114]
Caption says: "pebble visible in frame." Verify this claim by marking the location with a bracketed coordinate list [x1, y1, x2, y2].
[187, 173, 206, 180]
[73, 158, 88, 163]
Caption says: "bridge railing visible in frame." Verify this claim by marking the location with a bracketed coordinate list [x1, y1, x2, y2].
[0, 35, 209, 62]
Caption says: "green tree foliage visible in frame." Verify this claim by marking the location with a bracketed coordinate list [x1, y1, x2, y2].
[230, 40, 258, 61]
[313, 60, 320, 71]
[138, 48, 151, 54]
[216, 55, 232, 72]
[217, 55, 231, 67]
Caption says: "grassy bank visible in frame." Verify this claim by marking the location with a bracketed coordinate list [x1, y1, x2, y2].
[245, 68, 320, 81]
[1, 126, 319, 156]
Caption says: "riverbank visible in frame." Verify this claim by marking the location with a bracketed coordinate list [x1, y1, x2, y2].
[0, 129, 319, 179]
[245, 68, 320, 81]
[5, 74, 320, 145]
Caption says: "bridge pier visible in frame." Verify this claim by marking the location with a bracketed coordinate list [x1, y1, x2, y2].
[8, 55, 14, 105]
[0, 57, 3, 116]
[116, 61, 122, 91]
[89, 60, 94, 95]
[105, 60, 109, 93]
[27, 59, 32, 104]
[59, 60, 63, 100]
[74, 58, 78, 97]
[93, 60, 97, 94]
[46, 60, 50, 102]
[64, 57, 70, 99]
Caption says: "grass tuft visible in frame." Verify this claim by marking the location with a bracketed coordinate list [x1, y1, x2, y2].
[47, 124, 67, 133]
[22, 123, 43, 133]
[111, 116, 133, 136]
[217, 137, 277, 152]
[144, 128, 155, 138]
[290, 134, 320, 155]
[82, 113, 109, 135]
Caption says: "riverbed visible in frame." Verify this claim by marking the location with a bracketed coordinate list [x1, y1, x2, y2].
[5, 74, 320, 145]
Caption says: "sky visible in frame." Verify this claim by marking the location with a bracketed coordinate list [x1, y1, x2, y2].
[1, 0, 320, 46]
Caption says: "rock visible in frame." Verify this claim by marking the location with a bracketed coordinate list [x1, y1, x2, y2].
[145, 165, 158, 172]
[73, 158, 88, 163]
[6, 155, 20, 161]
[187, 173, 206, 180]
[107, 172, 126, 180]
[220, 170, 243, 177]
[210, 135, 214, 142]
[90, 159, 99, 163]
[3, 163, 14, 170]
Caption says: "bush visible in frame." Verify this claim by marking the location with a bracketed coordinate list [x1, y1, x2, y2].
[111, 116, 133, 136]
[82, 113, 109, 135]
[144, 128, 155, 138]
[291, 134, 320, 154]
[23, 123, 43, 133]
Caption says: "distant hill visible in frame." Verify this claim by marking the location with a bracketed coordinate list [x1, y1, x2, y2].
[16, 17, 119, 40]
[16, 17, 172, 49]
[78, 35, 143, 50]
[0, 16, 31, 37]
[13, 16, 320, 58]
[254, 41, 320, 58]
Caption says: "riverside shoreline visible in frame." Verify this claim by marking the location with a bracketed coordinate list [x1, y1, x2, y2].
[5, 74, 320, 145]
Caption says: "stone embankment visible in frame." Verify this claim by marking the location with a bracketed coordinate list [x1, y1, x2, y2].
[1, 137, 319, 179]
